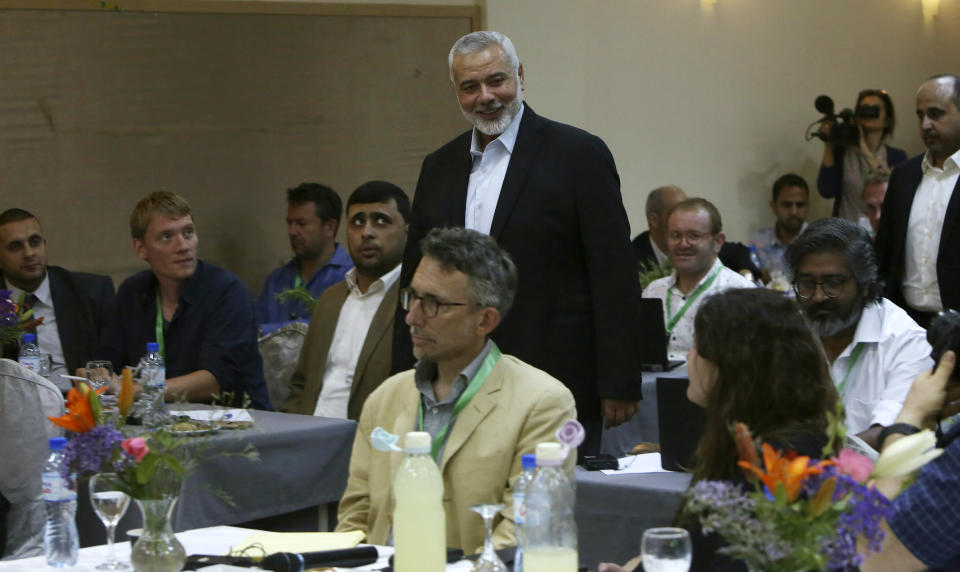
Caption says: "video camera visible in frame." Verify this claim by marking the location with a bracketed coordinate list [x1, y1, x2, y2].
[807, 94, 880, 147]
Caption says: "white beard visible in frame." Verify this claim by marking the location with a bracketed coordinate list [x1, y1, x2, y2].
[463, 90, 523, 137]
[807, 298, 864, 338]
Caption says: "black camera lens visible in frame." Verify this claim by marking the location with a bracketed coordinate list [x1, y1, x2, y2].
[927, 309, 960, 365]
[855, 104, 881, 118]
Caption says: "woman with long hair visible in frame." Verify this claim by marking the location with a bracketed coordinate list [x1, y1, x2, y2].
[600, 288, 839, 572]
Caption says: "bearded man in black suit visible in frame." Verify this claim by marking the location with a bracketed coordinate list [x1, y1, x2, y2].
[392, 31, 643, 454]
[0, 208, 115, 388]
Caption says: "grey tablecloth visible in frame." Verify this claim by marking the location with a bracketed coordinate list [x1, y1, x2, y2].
[78, 409, 356, 546]
[575, 467, 692, 569]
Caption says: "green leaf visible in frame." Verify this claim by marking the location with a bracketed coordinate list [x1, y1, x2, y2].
[136, 454, 159, 485]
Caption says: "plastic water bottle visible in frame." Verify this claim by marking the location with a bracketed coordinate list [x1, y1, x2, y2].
[523, 442, 577, 572]
[18, 333, 41, 372]
[513, 453, 537, 572]
[141, 342, 167, 427]
[392, 431, 445, 572]
[747, 245, 765, 286]
[42, 437, 79, 567]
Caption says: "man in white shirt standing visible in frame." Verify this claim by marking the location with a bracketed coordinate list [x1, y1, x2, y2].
[643, 198, 755, 361]
[787, 218, 933, 451]
[280, 181, 409, 420]
[877, 74, 960, 327]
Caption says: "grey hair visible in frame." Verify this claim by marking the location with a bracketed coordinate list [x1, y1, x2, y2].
[420, 227, 518, 318]
[645, 185, 683, 217]
[448, 31, 520, 82]
[864, 168, 891, 187]
[784, 218, 882, 303]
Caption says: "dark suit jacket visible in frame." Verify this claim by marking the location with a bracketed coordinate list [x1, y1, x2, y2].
[0, 266, 115, 372]
[281, 279, 398, 420]
[876, 153, 960, 316]
[393, 105, 643, 422]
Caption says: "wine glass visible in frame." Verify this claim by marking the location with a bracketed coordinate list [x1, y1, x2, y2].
[470, 503, 507, 572]
[85, 360, 113, 391]
[89, 473, 131, 570]
[641, 527, 691, 572]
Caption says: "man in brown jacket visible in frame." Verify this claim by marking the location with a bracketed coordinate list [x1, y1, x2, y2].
[279, 181, 409, 419]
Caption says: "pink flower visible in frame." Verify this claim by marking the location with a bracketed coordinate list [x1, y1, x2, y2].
[122, 437, 149, 462]
[834, 448, 873, 483]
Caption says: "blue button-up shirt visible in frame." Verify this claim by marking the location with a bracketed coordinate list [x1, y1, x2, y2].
[100, 260, 272, 410]
[889, 421, 960, 570]
[255, 244, 353, 333]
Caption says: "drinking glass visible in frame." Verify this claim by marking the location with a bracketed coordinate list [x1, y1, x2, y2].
[641, 527, 691, 572]
[85, 360, 113, 391]
[470, 503, 508, 572]
[89, 473, 131, 570]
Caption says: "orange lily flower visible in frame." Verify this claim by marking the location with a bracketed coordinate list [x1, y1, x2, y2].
[738, 442, 829, 503]
[119, 368, 135, 418]
[48, 386, 98, 433]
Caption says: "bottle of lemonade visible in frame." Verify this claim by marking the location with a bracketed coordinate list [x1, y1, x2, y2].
[523, 442, 578, 572]
[393, 431, 445, 572]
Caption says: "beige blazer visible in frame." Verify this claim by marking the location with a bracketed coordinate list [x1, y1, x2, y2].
[279, 279, 398, 420]
[335, 353, 577, 553]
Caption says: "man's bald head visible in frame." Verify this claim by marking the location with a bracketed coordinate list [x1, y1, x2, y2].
[646, 185, 688, 251]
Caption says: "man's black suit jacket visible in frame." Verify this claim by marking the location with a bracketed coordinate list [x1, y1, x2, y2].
[393, 105, 643, 422]
[875, 153, 960, 317]
[0, 266, 115, 372]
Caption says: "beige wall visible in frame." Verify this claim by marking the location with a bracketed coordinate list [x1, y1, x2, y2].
[486, 0, 960, 242]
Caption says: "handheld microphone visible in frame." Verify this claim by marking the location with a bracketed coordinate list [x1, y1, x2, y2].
[260, 546, 379, 572]
[815, 94, 835, 116]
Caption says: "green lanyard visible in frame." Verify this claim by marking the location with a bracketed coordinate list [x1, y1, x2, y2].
[154, 292, 166, 358]
[835, 342, 866, 397]
[665, 264, 723, 334]
[418, 342, 502, 462]
[290, 272, 304, 320]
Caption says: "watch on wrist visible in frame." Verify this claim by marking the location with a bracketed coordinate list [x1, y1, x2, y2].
[878, 423, 921, 448]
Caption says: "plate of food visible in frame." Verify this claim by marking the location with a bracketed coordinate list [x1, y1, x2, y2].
[167, 417, 218, 436]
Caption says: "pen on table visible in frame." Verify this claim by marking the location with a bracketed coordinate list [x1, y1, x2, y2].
[59, 374, 89, 382]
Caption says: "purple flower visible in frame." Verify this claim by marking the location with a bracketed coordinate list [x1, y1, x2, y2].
[60, 425, 126, 480]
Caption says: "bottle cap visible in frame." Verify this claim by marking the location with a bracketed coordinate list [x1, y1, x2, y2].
[22, 333, 36, 344]
[404, 431, 432, 454]
[49, 437, 67, 451]
[521, 453, 537, 471]
[147, 342, 160, 352]
[535, 442, 564, 466]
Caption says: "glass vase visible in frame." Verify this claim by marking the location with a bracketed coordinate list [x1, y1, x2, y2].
[129, 496, 186, 572]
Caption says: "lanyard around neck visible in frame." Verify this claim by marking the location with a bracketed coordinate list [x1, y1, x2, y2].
[155, 291, 166, 358]
[835, 342, 866, 397]
[665, 264, 723, 334]
[418, 342, 502, 462]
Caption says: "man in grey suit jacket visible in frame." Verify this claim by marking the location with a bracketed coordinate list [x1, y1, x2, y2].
[0, 208, 115, 387]
[280, 181, 409, 419]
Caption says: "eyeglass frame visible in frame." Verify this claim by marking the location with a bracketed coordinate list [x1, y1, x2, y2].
[792, 275, 854, 300]
[399, 287, 479, 319]
[667, 230, 715, 245]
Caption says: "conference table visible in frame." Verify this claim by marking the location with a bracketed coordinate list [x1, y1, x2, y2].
[77, 407, 357, 547]
[600, 365, 689, 457]
[65, 376, 694, 569]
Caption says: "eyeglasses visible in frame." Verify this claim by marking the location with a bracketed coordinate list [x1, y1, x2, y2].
[399, 288, 473, 319]
[668, 230, 713, 244]
[792, 276, 853, 300]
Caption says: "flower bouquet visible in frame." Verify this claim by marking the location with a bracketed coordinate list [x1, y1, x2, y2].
[49, 373, 258, 571]
[0, 288, 41, 346]
[685, 421, 943, 571]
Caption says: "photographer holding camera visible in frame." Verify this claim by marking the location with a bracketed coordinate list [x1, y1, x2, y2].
[815, 89, 908, 222]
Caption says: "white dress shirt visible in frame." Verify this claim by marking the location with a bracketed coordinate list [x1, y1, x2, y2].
[464, 104, 525, 234]
[828, 298, 933, 435]
[650, 236, 669, 269]
[903, 148, 960, 311]
[313, 264, 401, 419]
[8, 274, 68, 388]
[642, 258, 756, 361]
